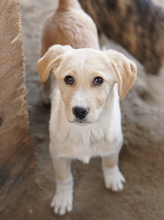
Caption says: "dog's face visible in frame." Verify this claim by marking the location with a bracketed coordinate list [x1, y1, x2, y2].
[54, 50, 115, 124]
[37, 45, 137, 125]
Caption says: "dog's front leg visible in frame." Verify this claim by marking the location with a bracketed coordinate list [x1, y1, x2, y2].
[50, 148, 73, 215]
[102, 151, 125, 192]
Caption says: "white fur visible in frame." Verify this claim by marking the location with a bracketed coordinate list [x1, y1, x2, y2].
[37, 0, 136, 215]
[51, 175, 73, 215]
[49, 83, 125, 215]
[71, 89, 87, 108]
[102, 164, 125, 191]
[37, 46, 136, 215]
[50, 84, 122, 163]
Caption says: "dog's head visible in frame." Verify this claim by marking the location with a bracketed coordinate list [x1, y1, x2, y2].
[37, 45, 137, 125]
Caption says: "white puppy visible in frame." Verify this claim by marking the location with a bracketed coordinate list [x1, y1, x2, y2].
[37, 45, 137, 215]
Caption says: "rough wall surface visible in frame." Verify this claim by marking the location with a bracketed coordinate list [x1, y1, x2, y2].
[0, 0, 34, 212]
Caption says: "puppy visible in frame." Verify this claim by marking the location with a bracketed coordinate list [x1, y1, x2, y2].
[37, 0, 137, 216]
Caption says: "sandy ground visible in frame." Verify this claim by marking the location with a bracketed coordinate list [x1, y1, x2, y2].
[1, 0, 164, 219]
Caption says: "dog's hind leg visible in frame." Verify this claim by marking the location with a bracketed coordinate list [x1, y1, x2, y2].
[49, 147, 73, 215]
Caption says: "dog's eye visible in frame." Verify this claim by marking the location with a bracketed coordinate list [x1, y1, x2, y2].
[64, 75, 74, 85]
[93, 77, 103, 86]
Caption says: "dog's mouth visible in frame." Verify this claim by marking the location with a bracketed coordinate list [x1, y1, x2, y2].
[74, 119, 90, 126]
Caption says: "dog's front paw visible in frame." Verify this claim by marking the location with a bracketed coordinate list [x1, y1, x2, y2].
[51, 189, 73, 215]
[51, 176, 73, 215]
[102, 165, 125, 192]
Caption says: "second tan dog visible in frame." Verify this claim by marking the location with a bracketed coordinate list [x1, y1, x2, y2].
[37, 0, 137, 216]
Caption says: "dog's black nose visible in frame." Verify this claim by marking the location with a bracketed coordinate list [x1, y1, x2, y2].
[73, 107, 89, 119]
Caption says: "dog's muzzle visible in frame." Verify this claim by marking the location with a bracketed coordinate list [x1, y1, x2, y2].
[72, 106, 89, 120]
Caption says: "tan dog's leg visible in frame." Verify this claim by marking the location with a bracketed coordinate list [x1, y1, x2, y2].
[50, 144, 73, 215]
[42, 76, 51, 105]
[40, 47, 52, 105]
[102, 137, 125, 191]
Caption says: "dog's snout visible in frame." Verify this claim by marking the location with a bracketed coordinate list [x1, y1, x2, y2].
[73, 106, 89, 119]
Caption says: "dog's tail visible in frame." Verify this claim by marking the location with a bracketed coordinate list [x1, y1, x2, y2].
[57, 0, 81, 10]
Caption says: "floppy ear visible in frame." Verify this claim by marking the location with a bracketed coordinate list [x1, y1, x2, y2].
[37, 45, 72, 82]
[107, 49, 137, 99]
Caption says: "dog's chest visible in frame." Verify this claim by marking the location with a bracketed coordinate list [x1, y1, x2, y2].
[63, 141, 118, 164]
[50, 86, 121, 163]
[51, 122, 120, 163]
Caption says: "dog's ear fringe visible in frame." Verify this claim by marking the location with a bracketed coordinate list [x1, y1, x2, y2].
[37, 45, 72, 82]
[107, 50, 137, 99]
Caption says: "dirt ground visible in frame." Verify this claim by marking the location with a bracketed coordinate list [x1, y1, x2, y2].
[1, 0, 164, 219]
